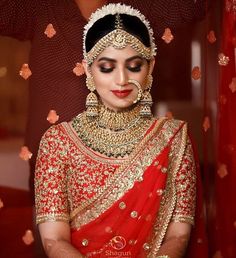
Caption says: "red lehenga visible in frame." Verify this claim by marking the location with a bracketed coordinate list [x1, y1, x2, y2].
[35, 117, 200, 257]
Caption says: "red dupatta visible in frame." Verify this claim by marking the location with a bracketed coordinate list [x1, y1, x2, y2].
[70, 118, 188, 257]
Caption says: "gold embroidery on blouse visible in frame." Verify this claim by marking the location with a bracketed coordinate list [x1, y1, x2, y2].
[68, 119, 185, 231]
[36, 213, 70, 224]
[35, 126, 71, 224]
[69, 118, 167, 227]
[35, 116, 195, 249]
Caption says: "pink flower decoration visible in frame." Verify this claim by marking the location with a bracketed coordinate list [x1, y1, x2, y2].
[207, 30, 217, 44]
[19, 146, 33, 161]
[161, 28, 174, 44]
[197, 238, 203, 244]
[217, 163, 228, 178]
[191, 66, 201, 80]
[73, 62, 85, 76]
[229, 77, 236, 93]
[203, 116, 210, 132]
[19, 63, 32, 80]
[44, 23, 56, 38]
[0, 198, 4, 209]
[218, 53, 230, 66]
[22, 230, 34, 245]
[0, 66, 7, 78]
[47, 110, 59, 124]
[225, 0, 236, 13]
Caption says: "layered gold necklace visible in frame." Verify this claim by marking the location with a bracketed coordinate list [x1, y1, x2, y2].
[72, 105, 154, 158]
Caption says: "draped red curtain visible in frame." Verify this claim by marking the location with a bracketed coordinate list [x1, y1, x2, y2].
[214, 1, 236, 257]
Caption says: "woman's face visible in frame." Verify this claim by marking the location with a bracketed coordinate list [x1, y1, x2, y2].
[84, 45, 154, 112]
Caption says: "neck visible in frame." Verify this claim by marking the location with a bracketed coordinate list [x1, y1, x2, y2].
[74, 0, 108, 20]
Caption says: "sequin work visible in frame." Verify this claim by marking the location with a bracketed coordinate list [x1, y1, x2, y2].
[35, 118, 196, 258]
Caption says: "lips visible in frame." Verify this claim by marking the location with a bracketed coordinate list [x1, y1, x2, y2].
[111, 89, 133, 98]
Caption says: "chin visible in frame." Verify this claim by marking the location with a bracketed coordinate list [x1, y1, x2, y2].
[103, 99, 135, 111]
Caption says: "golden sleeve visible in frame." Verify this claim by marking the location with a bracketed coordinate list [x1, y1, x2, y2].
[35, 125, 70, 225]
[171, 136, 197, 225]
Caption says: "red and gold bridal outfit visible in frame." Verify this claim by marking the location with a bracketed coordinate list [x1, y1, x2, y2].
[35, 117, 196, 257]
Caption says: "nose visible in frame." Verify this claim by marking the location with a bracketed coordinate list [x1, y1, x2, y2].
[116, 67, 128, 87]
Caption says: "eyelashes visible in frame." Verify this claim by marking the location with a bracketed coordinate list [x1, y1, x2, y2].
[99, 64, 142, 73]
[128, 64, 142, 72]
[100, 67, 114, 73]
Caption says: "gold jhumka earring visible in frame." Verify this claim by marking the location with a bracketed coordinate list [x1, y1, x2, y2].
[86, 76, 98, 117]
[140, 74, 153, 117]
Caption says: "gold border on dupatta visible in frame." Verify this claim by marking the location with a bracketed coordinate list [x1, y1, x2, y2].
[147, 121, 188, 257]
[63, 118, 185, 231]
[64, 118, 173, 228]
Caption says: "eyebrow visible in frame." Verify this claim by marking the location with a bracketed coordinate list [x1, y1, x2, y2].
[97, 55, 143, 63]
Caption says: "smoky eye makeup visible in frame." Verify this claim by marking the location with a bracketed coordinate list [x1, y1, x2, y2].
[96, 56, 146, 73]
[126, 60, 144, 72]
[98, 60, 115, 73]
[98, 62, 115, 73]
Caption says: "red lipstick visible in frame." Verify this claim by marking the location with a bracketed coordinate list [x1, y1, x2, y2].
[111, 89, 132, 98]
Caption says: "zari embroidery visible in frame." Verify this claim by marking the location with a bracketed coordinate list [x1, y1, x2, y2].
[68, 119, 186, 230]
[147, 122, 196, 257]
[35, 117, 196, 256]
[69, 118, 167, 228]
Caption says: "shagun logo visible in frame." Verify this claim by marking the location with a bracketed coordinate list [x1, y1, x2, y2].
[106, 236, 132, 258]
[110, 236, 126, 250]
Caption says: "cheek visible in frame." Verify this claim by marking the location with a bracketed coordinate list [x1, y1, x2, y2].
[93, 75, 110, 90]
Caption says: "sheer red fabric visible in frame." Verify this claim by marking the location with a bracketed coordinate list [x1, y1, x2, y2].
[71, 147, 169, 257]
[215, 1, 236, 257]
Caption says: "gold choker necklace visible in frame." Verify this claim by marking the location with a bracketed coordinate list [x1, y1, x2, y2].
[72, 105, 154, 158]
[98, 105, 141, 131]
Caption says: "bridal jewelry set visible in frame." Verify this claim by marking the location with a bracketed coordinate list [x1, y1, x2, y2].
[72, 104, 154, 158]
[73, 4, 156, 158]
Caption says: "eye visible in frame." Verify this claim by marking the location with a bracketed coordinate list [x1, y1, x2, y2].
[127, 64, 142, 72]
[97, 61, 115, 73]
[126, 60, 143, 72]
[99, 65, 114, 73]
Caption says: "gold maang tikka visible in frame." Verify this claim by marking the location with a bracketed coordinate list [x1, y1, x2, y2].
[86, 76, 99, 117]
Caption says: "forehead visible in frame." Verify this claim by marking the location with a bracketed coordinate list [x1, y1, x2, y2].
[95, 45, 141, 62]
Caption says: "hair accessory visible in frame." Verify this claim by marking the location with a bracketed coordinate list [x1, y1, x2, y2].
[145, 74, 153, 91]
[86, 29, 152, 65]
[83, 4, 156, 64]
[86, 77, 98, 117]
[115, 13, 123, 29]
[128, 79, 142, 104]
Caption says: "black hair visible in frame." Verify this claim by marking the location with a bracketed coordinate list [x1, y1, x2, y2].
[85, 14, 151, 52]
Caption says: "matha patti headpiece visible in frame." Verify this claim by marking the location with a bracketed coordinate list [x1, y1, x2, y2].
[83, 3, 157, 65]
